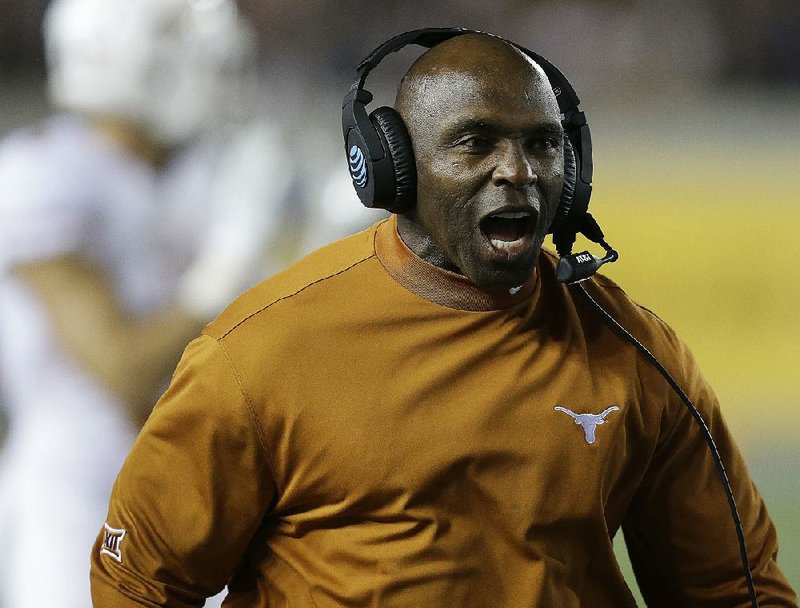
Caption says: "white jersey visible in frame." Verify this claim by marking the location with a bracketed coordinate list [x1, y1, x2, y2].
[0, 114, 213, 417]
[0, 114, 266, 608]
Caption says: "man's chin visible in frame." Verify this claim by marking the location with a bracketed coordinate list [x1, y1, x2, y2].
[463, 233, 545, 289]
[466, 256, 538, 292]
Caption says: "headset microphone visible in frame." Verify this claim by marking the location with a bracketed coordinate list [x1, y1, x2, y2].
[555, 211, 619, 283]
[557, 248, 619, 284]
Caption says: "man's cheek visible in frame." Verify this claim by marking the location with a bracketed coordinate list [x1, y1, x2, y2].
[544, 185, 563, 226]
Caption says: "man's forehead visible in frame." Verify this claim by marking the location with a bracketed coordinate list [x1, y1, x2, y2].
[406, 66, 559, 121]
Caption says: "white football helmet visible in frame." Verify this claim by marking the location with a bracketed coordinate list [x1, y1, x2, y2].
[44, 0, 257, 145]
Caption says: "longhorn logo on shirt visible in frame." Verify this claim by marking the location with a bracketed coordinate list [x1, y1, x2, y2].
[554, 405, 620, 444]
[100, 522, 127, 563]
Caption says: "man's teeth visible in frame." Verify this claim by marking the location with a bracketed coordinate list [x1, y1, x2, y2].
[490, 237, 525, 249]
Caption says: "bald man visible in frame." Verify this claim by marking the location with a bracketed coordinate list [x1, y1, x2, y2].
[90, 34, 797, 607]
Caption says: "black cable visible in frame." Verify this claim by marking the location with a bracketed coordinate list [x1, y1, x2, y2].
[573, 281, 759, 608]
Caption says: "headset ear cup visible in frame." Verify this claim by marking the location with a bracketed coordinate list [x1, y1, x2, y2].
[550, 135, 577, 233]
[368, 106, 417, 212]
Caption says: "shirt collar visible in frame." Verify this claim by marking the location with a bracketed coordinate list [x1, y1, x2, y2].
[374, 215, 540, 312]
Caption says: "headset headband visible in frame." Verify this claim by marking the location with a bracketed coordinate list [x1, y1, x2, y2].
[352, 28, 582, 113]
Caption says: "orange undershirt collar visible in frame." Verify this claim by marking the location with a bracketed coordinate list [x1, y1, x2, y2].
[374, 215, 540, 312]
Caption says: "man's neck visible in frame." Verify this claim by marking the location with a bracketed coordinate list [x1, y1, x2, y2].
[396, 212, 460, 274]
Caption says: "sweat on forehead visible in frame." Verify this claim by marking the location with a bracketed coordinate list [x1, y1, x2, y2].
[394, 33, 548, 114]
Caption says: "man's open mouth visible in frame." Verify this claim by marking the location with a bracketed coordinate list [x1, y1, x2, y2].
[479, 210, 536, 254]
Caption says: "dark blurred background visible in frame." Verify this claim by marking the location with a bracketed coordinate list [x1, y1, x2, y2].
[1, 0, 798, 599]
[4, 1, 800, 130]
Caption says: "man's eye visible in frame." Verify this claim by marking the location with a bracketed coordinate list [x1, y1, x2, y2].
[527, 138, 560, 152]
[461, 135, 494, 150]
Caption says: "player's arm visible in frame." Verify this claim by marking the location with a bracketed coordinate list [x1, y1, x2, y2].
[91, 333, 276, 607]
[621, 338, 797, 607]
[13, 255, 203, 424]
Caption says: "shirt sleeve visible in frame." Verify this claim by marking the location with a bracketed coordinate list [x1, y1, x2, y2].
[90, 333, 277, 607]
[622, 333, 797, 607]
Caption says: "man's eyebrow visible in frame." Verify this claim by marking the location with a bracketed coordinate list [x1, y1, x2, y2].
[441, 118, 564, 140]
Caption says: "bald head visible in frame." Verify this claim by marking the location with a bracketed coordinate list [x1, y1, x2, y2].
[395, 34, 556, 136]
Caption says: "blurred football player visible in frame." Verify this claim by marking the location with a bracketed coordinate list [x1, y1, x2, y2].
[0, 0, 291, 606]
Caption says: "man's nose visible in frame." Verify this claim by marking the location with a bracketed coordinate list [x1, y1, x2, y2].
[491, 141, 536, 190]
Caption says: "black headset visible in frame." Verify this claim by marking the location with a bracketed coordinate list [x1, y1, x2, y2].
[341, 27, 609, 266]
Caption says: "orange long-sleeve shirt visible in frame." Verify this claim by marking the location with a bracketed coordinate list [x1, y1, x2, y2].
[91, 216, 797, 607]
